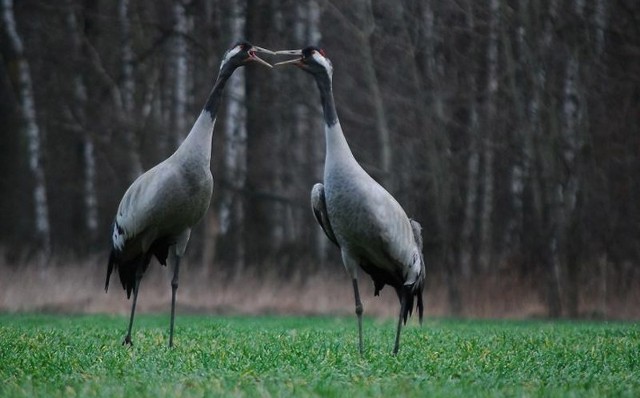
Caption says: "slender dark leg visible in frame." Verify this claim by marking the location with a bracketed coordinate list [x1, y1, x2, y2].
[352, 278, 364, 356]
[393, 291, 408, 355]
[123, 270, 143, 346]
[169, 254, 181, 348]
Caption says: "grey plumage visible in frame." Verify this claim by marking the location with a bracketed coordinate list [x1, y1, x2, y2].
[105, 41, 273, 347]
[277, 47, 426, 355]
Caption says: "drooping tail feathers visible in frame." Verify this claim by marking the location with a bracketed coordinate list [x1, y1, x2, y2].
[407, 218, 426, 325]
[105, 250, 116, 292]
[400, 269, 425, 325]
[105, 249, 140, 299]
[105, 237, 170, 299]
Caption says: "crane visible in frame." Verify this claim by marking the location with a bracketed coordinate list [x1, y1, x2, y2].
[275, 47, 426, 355]
[105, 41, 273, 347]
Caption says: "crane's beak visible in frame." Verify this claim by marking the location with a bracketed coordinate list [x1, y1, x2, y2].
[248, 46, 275, 68]
[274, 49, 304, 67]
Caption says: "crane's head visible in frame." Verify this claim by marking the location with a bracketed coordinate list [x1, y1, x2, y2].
[273, 46, 333, 78]
[220, 41, 274, 70]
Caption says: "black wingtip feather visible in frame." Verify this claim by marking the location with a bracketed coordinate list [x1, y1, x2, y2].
[400, 283, 425, 325]
[105, 250, 116, 292]
[105, 237, 169, 300]
[107, 252, 147, 300]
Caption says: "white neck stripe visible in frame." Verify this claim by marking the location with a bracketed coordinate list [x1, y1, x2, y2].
[312, 52, 333, 78]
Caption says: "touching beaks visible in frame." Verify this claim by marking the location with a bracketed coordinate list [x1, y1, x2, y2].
[249, 46, 275, 68]
[273, 49, 304, 67]
[275, 49, 303, 55]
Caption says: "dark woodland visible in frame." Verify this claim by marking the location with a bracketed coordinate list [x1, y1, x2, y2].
[1, 0, 639, 318]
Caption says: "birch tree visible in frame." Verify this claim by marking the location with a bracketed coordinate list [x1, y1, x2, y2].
[300, 0, 328, 264]
[559, 52, 582, 316]
[220, 0, 248, 272]
[532, 0, 563, 317]
[119, 0, 142, 179]
[593, 0, 608, 317]
[554, 0, 588, 317]
[478, 0, 499, 271]
[1, 0, 51, 256]
[172, 0, 190, 146]
[459, 0, 480, 279]
[358, 0, 393, 189]
[198, 0, 223, 274]
[594, 0, 607, 57]
[65, 1, 98, 245]
[495, 0, 530, 267]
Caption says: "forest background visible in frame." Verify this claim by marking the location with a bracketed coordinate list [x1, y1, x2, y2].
[1, 0, 639, 319]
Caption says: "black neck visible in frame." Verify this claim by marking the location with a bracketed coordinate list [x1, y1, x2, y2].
[314, 73, 338, 126]
[203, 65, 236, 120]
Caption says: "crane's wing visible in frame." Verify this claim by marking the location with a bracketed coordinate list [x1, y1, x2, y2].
[311, 183, 339, 247]
[106, 163, 175, 296]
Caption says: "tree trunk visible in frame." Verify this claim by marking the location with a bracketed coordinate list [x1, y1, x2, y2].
[560, 53, 582, 317]
[524, 0, 563, 317]
[1, 0, 51, 256]
[459, 1, 480, 279]
[221, 0, 248, 273]
[244, 0, 276, 266]
[65, 1, 98, 246]
[359, 0, 392, 188]
[478, 0, 499, 271]
[172, 0, 189, 146]
[460, 89, 480, 280]
[501, 0, 530, 262]
[119, 0, 142, 179]
[594, 0, 607, 56]
[297, 0, 327, 264]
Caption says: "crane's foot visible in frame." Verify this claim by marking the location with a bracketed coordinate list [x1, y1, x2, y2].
[122, 335, 133, 346]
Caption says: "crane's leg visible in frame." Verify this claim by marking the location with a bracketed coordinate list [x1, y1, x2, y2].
[123, 269, 143, 346]
[352, 278, 364, 356]
[393, 290, 408, 355]
[168, 254, 181, 348]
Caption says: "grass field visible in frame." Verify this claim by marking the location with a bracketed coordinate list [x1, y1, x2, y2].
[1, 314, 639, 397]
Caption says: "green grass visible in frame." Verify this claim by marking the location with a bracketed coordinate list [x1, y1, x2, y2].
[0, 314, 639, 397]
